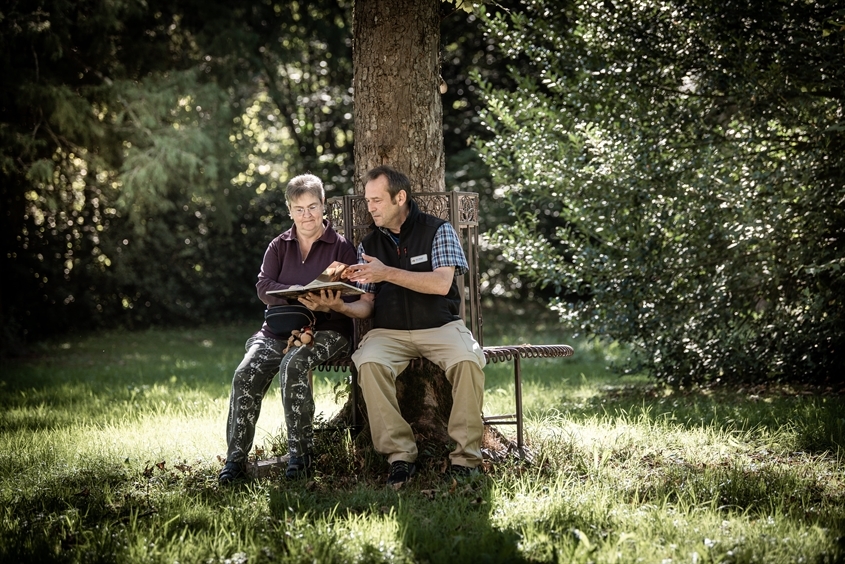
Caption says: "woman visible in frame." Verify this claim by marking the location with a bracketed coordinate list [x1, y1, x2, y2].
[219, 174, 356, 483]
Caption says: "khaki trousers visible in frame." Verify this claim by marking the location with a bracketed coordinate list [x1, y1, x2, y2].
[352, 320, 486, 467]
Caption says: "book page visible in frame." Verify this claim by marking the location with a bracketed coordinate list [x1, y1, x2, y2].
[267, 280, 364, 299]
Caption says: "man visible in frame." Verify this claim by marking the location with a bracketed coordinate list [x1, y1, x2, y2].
[306, 165, 486, 485]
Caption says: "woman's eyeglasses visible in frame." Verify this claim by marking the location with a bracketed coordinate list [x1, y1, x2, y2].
[290, 203, 322, 217]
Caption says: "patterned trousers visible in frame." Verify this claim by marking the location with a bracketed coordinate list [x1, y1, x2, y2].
[225, 330, 349, 463]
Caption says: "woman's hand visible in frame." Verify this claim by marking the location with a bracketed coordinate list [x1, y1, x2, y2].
[298, 289, 343, 312]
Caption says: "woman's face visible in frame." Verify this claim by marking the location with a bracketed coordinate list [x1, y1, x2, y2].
[288, 194, 324, 239]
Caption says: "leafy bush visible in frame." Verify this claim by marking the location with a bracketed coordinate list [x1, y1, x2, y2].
[476, 0, 845, 385]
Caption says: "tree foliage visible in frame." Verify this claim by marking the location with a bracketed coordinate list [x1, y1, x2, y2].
[1, 0, 530, 351]
[0, 0, 353, 349]
[440, 2, 548, 302]
[476, 0, 845, 385]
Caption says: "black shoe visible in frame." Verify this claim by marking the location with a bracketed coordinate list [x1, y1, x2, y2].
[285, 454, 313, 480]
[446, 464, 480, 481]
[387, 460, 416, 486]
[218, 460, 247, 484]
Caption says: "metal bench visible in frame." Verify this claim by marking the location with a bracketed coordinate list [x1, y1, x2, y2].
[319, 191, 574, 452]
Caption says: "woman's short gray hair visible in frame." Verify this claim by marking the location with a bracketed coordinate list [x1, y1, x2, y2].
[285, 174, 325, 206]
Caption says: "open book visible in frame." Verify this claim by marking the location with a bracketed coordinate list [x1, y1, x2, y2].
[266, 264, 364, 299]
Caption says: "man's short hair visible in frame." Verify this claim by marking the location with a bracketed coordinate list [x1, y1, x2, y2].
[286, 174, 325, 206]
[364, 165, 411, 201]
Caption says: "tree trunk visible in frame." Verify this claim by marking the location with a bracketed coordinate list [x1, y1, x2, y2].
[352, 0, 445, 191]
[339, 0, 455, 465]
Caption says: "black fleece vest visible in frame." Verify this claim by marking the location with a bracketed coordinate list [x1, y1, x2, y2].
[362, 200, 462, 330]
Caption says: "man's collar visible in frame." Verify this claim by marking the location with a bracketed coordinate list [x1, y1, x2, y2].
[399, 198, 420, 234]
[375, 198, 418, 238]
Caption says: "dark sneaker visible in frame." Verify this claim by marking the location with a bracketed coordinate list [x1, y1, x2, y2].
[218, 460, 247, 484]
[387, 460, 416, 486]
[445, 464, 481, 481]
[285, 454, 313, 480]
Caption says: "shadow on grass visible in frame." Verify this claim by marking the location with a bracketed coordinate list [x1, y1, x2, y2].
[267, 471, 528, 563]
[258, 422, 528, 562]
[0, 462, 136, 564]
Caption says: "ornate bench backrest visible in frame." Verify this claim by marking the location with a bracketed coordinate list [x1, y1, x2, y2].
[326, 191, 484, 346]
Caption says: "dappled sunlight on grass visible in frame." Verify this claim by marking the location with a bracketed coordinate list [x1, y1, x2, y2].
[491, 470, 836, 563]
[2, 318, 844, 563]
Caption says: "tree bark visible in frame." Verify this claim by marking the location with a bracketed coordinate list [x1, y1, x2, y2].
[352, 0, 445, 192]
[340, 0, 455, 463]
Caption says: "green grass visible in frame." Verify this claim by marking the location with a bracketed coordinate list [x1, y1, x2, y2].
[1, 311, 844, 563]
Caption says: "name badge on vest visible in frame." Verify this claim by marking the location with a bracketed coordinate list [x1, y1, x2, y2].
[410, 254, 428, 265]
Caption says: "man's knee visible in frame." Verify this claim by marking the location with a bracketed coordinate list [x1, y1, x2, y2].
[446, 359, 485, 380]
[356, 361, 384, 381]
[458, 358, 484, 372]
[355, 362, 398, 395]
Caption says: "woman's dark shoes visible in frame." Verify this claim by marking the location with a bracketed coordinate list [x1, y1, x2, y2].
[285, 454, 313, 480]
[218, 460, 247, 485]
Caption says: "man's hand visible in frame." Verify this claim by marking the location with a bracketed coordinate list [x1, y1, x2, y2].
[345, 253, 454, 296]
[343, 254, 389, 285]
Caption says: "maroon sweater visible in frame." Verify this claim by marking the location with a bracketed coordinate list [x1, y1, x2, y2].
[255, 220, 357, 340]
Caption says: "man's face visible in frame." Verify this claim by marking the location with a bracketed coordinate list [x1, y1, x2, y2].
[364, 175, 405, 233]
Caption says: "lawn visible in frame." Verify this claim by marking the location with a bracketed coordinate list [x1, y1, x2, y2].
[1, 309, 843, 563]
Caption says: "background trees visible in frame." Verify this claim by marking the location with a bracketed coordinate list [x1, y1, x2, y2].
[476, 0, 845, 385]
[0, 0, 512, 352]
[1, 0, 354, 346]
[5, 0, 842, 387]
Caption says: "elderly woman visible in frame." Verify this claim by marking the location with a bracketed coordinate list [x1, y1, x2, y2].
[219, 174, 356, 483]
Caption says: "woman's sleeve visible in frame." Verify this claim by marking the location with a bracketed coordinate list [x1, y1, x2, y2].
[256, 237, 290, 305]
